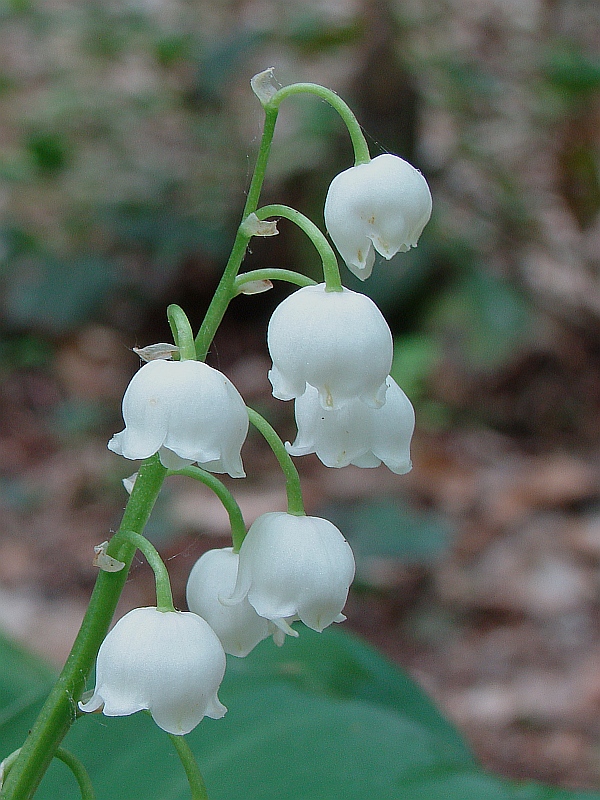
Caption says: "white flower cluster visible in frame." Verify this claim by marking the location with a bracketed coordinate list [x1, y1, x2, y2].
[266, 151, 429, 472]
[268, 283, 415, 473]
[81, 150, 430, 737]
[80, 511, 354, 735]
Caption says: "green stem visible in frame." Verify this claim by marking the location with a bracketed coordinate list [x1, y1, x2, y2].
[1, 749, 95, 800]
[247, 407, 304, 516]
[194, 108, 279, 361]
[113, 530, 175, 612]
[167, 466, 247, 553]
[54, 749, 95, 800]
[167, 305, 197, 361]
[234, 268, 316, 293]
[195, 80, 368, 360]
[267, 83, 370, 166]
[255, 204, 342, 292]
[0, 455, 168, 800]
[168, 735, 209, 800]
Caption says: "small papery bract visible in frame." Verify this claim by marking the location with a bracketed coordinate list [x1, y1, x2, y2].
[267, 283, 393, 410]
[108, 359, 249, 476]
[186, 547, 273, 657]
[227, 512, 356, 635]
[287, 377, 415, 474]
[324, 154, 432, 280]
[78, 607, 227, 735]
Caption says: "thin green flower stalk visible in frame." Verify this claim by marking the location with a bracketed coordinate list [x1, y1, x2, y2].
[195, 77, 368, 360]
[194, 107, 278, 361]
[167, 304, 197, 361]
[112, 530, 175, 613]
[54, 749, 95, 800]
[246, 407, 304, 516]
[266, 82, 370, 166]
[1, 748, 95, 800]
[167, 465, 247, 552]
[0, 455, 167, 800]
[254, 204, 342, 292]
[167, 735, 209, 800]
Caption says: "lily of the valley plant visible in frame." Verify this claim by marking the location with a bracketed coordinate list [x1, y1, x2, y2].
[0, 68, 431, 800]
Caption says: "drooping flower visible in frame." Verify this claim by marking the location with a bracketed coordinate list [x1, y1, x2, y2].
[267, 283, 393, 410]
[287, 377, 414, 474]
[226, 512, 355, 635]
[108, 359, 249, 476]
[324, 154, 432, 280]
[186, 547, 277, 657]
[79, 607, 227, 735]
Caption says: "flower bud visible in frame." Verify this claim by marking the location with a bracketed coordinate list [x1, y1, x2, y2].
[108, 359, 249, 476]
[287, 377, 414, 474]
[324, 154, 432, 280]
[226, 512, 355, 634]
[79, 607, 227, 735]
[267, 283, 392, 410]
[186, 547, 273, 657]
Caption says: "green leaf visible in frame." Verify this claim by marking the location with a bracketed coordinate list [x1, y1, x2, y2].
[544, 43, 600, 96]
[3, 255, 116, 333]
[323, 497, 453, 570]
[391, 332, 441, 402]
[1, 629, 599, 800]
[26, 131, 70, 174]
[430, 268, 531, 371]
[0, 636, 56, 759]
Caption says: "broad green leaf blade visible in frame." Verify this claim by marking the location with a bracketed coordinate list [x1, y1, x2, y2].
[0, 635, 54, 706]
[0, 635, 56, 758]
[1, 628, 599, 800]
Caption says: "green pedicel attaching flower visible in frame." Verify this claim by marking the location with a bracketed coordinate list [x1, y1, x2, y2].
[108, 359, 249, 476]
[267, 283, 393, 411]
[79, 607, 227, 736]
[324, 153, 432, 280]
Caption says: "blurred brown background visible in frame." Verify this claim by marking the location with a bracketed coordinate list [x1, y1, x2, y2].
[1, 0, 600, 789]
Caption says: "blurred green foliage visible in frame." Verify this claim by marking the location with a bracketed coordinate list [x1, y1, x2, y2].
[323, 496, 453, 576]
[2, 627, 600, 799]
[543, 42, 600, 101]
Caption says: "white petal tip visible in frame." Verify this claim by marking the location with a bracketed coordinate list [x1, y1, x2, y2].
[218, 591, 245, 608]
[206, 698, 228, 720]
[272, 617, 299, 638]
[387, 460, 412, 475]
[107, 434, 124, 455]
[78, 695, 103, 714]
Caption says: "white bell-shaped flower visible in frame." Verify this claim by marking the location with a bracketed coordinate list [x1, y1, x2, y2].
[186, 547, 274, 657]
[324, 154, 432, 280]
[287, 377, 415, 474]
[226, 512, 355, 634]
[108, 359, 249, 476]
[267, 283, 393, 410]
[78, 607, 227, 735]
